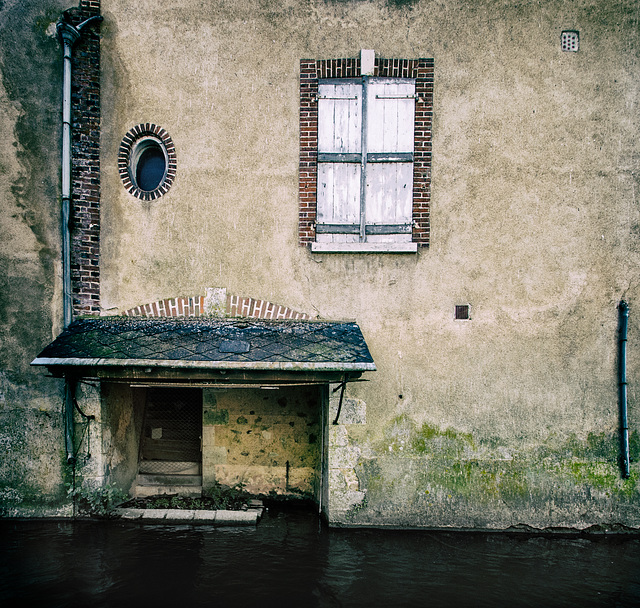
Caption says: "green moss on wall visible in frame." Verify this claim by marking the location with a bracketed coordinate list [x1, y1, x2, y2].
[411, 422, 476, 455]
[629, 431, 640, 461]
[367, 417, 640, 515]
[203, 409, 229, 425]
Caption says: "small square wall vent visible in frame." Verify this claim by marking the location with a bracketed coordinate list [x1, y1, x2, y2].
[455, 305, 470, 320]
[561, 31, 579, 52]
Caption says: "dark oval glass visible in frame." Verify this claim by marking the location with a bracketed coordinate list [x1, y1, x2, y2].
[136, 145, 166, 192]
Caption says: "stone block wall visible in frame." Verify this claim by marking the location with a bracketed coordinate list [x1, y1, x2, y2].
[326, 383, 369, 522]
[202, 386, 321, 497]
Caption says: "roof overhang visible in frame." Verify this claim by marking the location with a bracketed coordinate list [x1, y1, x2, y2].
[31, 317, 376, 385]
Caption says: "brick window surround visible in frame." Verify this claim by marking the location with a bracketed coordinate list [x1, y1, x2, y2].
[299, 56, 433, 248]
[118, 124, 177, 200]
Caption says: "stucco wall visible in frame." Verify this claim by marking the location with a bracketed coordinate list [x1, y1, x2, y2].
[0, 0, 70, 514]
[97, 0, 640, 528]
[1, 0, 639, 528]
[101, 383, 145, 493]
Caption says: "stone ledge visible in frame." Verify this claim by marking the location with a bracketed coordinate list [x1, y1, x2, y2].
[311, 242, 418, 254]
[114, 507, 261, 525]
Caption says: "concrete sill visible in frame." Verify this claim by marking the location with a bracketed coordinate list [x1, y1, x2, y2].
[311, 242, 418, 254]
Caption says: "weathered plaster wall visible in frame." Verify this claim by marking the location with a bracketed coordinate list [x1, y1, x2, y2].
[202, 386, 322, 496]
[98, 0, 640, 528]
[0, 0, 71, 514]
[101, 383, 145, 493]
[2, 0, 637, 527]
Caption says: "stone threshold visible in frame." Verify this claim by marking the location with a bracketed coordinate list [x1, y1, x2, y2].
[114, 500, 265, 526]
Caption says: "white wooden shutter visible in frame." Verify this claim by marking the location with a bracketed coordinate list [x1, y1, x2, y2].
[365, 78, 415, 243]
[316, 81, 362, 243]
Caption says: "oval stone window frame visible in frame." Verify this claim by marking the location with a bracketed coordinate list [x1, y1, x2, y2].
[118, 124, 176, 200]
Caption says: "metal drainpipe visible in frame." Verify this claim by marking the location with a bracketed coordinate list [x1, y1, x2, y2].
[618, 301, 631, 478]
[56, 13, 103, 464]
[64, 377, 77, 465]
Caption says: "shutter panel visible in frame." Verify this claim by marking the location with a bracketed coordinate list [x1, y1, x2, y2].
[365, 79, 415, 242]
[317, 81, 362, 243]
[318, 82, 361, 155]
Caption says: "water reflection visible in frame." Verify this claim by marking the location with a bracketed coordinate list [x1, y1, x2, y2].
[1, 510, 639, 607]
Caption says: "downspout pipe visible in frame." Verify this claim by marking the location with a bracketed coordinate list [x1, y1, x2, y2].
[64, 377, 77, 465]
[57, 13, 103, 329]
[56, 12, 102, 465]
[618, 300, 630, 479]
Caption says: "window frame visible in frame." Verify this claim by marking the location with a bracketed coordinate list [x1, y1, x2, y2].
[299, 56, 433, 253]
[118, 124, 176, 201]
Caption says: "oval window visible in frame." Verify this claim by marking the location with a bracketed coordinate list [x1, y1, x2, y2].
[118, 125, 176, 200]
[135, 142, 166, 192]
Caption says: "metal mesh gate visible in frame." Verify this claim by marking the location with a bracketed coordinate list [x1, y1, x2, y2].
[139, 388, 202, 474]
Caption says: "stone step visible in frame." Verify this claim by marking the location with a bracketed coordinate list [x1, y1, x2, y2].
[136, 473, 202, 486]
[137, 461, 201, 475]
[133, 484, 203, 498]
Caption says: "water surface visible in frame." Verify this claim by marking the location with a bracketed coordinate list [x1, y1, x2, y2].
[1, 510, 639, 607]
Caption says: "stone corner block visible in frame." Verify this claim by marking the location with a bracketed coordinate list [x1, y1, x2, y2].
[141, 509, 168, 520]
[115, 508, 144, 520]
[330, 445, 361, 469]
[214, 510, 259, 526]
[330, 425, 349, 447]
[192, 510, 217, 523]
[330, 397, 366, 425]
[165, 509, 196, 522]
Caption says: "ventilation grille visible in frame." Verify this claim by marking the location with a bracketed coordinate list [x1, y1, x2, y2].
[561, 31, 579, 52]
[455, 305, 470, 320]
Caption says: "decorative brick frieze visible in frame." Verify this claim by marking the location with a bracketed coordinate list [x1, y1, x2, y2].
[69, 1, 102, 316]
[80, 0, 100, 10]
[298, 56, 433, 247]
[124, 296, 205, 318]
[227, 295, 310, 320]
[123, 290, 311, 320]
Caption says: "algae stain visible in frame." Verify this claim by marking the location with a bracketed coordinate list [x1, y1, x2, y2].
[410, 422, 475, 456]
[373, 416, 639, 507]
[203, 409, 228, 425]
[629, 430, 640, 461]
[565, 431, 618, 460]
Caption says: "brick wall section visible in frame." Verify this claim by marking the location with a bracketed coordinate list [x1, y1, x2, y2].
[409, 58, 434, 244]
[298, 56, 434, 247]
[70, 0, 102, 315]
[298, 60, 319, 246]
[123, 294, 311, 320]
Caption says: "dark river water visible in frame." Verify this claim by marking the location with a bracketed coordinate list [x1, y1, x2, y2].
[1, 509, 639, 608]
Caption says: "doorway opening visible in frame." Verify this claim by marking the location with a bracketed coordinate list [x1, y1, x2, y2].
[133, 385, 325, 503]
[136, 387, 203, 497]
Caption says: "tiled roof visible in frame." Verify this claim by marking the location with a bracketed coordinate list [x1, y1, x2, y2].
[31, 317, 376, 372]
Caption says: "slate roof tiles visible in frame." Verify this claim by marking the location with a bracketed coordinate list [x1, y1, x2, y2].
[32, 317, 376, 372]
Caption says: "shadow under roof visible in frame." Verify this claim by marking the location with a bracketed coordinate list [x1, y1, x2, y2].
[31, 317, 376, 374]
